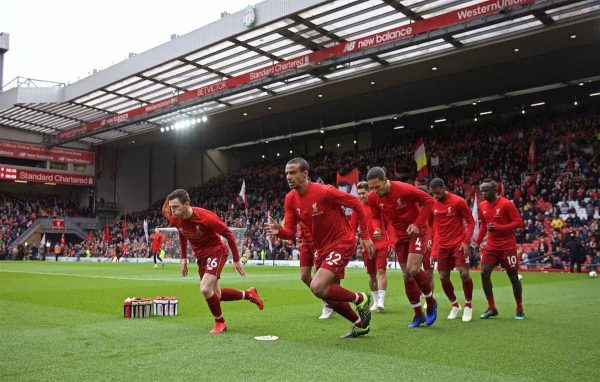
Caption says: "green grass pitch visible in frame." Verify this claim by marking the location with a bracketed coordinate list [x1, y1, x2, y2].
[1, 261, 598, 381]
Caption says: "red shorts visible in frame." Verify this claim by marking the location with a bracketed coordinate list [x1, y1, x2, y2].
[395, 230, 429, 264]
[314, 246, 354, 280]
[299, 243, 316, 267]
[481, 248, 519, 270]
[436, 246, 469, 272]
[364, 247, 388, 275]
[422, 251, 434, 271]
[196, 246, 228, 279]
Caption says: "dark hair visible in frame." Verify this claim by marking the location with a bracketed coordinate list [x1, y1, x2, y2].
[429, 178, 445, 189]
[357, 181, 369, 190]
[167, 189, 190, 204]
[481, 178, 496, 188]
[287, 157, 309, 172]
[366, 166, 386, 180]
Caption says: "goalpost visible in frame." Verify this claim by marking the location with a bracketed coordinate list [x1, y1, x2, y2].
[158, 227, 247, 260]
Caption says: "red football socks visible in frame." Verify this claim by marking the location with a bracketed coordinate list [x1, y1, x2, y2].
[486, 295, 496, 310]
[205, 293, 224, 322]
[324, 284, 362, 303]
[516, 299, 523, 313]
[220, 288, 244, 301]
[462, 278, 474, 306]
[404, 279, 424, 316]
[327, 301, 361, 326]
[441, 279, 458, 306]
[414, 270, 435, 307]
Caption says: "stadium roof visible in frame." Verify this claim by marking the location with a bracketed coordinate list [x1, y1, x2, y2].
[0, 0, 599, 147]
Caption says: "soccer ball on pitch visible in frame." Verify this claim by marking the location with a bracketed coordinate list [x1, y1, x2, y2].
[518, 274, 523, 281]
[589, 271, 598, 278]
[241, 255, 248, 265]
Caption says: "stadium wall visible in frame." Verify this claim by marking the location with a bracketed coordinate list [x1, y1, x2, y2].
[225, 130, 372, 162]
[96, 139, 237, 213]
[151, 140, 176, 204]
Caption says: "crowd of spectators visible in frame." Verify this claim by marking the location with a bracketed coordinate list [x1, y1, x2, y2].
[0, 192, 92, 259]
[2, 109, 599, 270]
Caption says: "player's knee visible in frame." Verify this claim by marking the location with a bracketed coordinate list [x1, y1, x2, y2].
[407, 266, 420, 278]
[377, 269, 386, 277]
[440, 273, 450, 283]
[309, 281, 327, 298]
[459, 272, 470, 282]
[200, 285, 213, 298]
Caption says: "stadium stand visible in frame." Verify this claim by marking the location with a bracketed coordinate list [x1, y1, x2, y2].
[56, 109, 598, 269]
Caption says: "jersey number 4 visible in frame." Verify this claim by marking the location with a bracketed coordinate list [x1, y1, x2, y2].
[415, 238, 422, 251]
[325, 252, 342, 266]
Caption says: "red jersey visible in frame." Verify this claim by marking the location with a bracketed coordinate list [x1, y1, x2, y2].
[475, 196, 523, 250]
[277, 182, 369, 255]
[296, 222, 314, 245]
[151, 232, 164, 253]
[431, 192, 475, 248]
[168, 207, 240, 261]
[368, 181, 434, 243]
[350, 202, 388, 250]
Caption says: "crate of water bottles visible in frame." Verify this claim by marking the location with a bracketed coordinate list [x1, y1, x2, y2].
[152, 296, 179, 316]
[123, 298, 153, 318]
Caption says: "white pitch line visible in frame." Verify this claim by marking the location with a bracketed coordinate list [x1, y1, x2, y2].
[0, 269, 301, 282]
[0, 269, 188, 282]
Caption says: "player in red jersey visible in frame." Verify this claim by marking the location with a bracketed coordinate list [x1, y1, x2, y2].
[266, 158, 375, 338]
[351, 181, 389, 312]
[150, 228, 164, 269]
[367, 167, 438, 328]
[163, 189, 264, 334]
[429, 178, 476, 322]
[474, 179, 525, 320]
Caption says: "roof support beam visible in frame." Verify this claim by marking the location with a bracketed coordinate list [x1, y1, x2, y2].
[138, 74, 188, 93]
[533, 10, 556, 26]
[381, 0, 463, 48]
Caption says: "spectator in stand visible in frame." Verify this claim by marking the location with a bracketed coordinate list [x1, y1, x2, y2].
[566, 234, 586, 273]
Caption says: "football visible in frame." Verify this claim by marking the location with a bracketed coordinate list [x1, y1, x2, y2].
[241, 255, 248, 265]
[589, 271, 597, 278]
[518, 274, 523, 281]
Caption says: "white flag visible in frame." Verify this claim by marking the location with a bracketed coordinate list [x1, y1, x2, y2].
[239, 179, 248, 218]
[40, 234, 46, 246]
[143, 219, 149, 243]
[471, 194, 479, 244]
[267, 211, 274, 252]
[239, 179, 246, 204]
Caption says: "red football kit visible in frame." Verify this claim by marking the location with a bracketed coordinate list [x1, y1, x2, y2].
[475, 196, 523, 270]
[278, 182, 368, 279]
[368, 181, 434, 263]
[169, 207, 240, 279]
[431, 192, 475, 271]
[151, 232, 163, 254]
